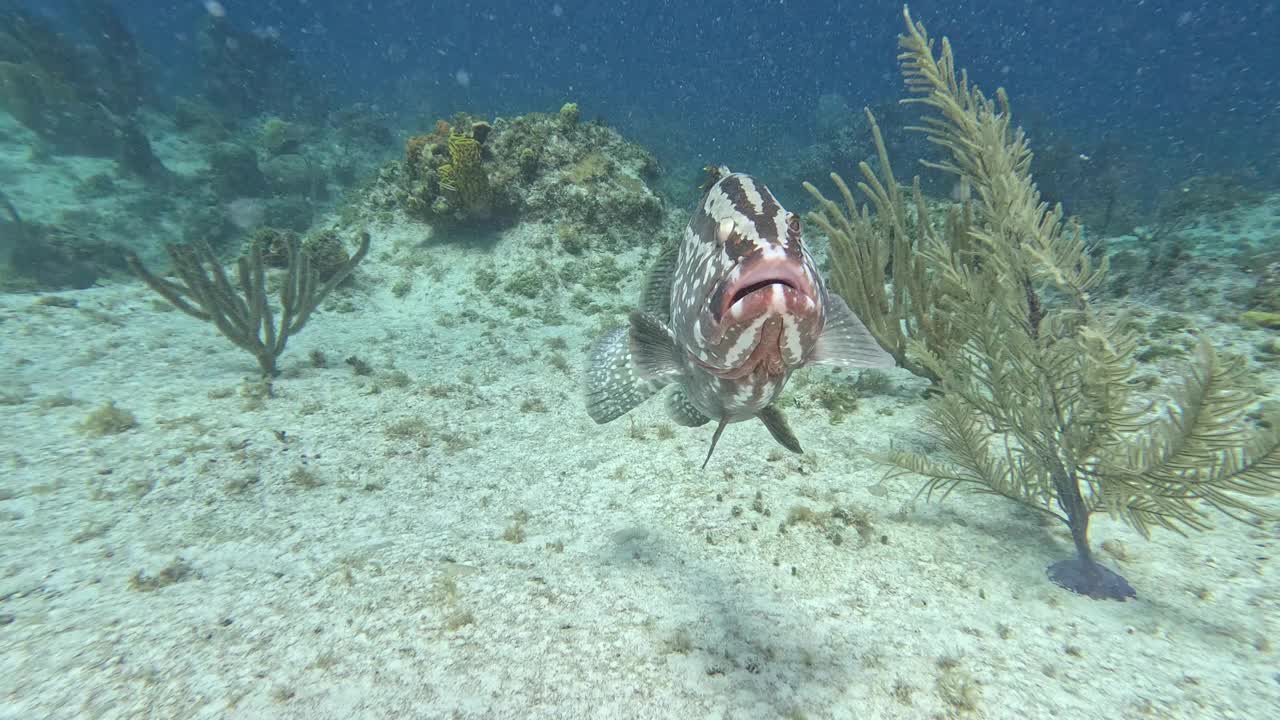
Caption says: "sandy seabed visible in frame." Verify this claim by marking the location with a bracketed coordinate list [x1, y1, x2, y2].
[1, 217, 1277, 720]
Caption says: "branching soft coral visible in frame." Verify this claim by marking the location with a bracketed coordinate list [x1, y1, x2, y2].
[848, 7, 1280, 600]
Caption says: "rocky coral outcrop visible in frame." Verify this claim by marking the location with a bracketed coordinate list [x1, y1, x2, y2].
[362, 109, 664, 252]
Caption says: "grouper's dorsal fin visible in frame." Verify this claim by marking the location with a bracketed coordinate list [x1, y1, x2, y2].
[640, 241, 679, 318]
[699, 165, 731, 194]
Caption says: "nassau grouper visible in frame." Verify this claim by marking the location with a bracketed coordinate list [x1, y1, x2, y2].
[585, 166, 894, 467]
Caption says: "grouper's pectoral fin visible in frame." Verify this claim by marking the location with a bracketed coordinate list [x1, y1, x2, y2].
[812, 294, 896, 369]
[758, 405, 803, 454]
[585, 311, 683, 424]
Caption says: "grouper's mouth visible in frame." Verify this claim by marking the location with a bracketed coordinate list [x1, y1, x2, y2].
[717, 259, 814, 321]
[728, 277, 796, 307]
[700, 259, 820, 380]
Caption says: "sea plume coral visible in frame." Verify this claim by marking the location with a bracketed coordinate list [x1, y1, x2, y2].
[836, 7, 1280, 600]
[128, 231, 370, 377]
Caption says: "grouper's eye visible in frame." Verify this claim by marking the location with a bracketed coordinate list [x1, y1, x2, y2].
[786, 212, 801, 235]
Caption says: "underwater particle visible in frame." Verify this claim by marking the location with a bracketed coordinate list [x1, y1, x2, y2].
[78, 401, 137, 436]
[204, 1, 226, 18]
[453, 69, 471, 88]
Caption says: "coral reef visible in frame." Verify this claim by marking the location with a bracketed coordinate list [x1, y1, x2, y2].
[437, 129, 493, 219]
[255, 227, 356, 281]
[259, 117, 307, 157]
[370, 109, 663, 249]
[206, 143, 268, 198]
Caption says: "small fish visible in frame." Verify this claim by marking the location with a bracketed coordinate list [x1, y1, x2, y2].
[585, 166, 894, 467]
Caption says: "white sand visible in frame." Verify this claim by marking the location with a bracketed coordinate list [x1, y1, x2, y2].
[1, 215, 1277, 720]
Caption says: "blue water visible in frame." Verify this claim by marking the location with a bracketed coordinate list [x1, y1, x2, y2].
[30, 0, 1280, 198]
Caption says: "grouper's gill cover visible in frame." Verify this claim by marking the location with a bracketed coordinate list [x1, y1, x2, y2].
[585, 167, 894, 467]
